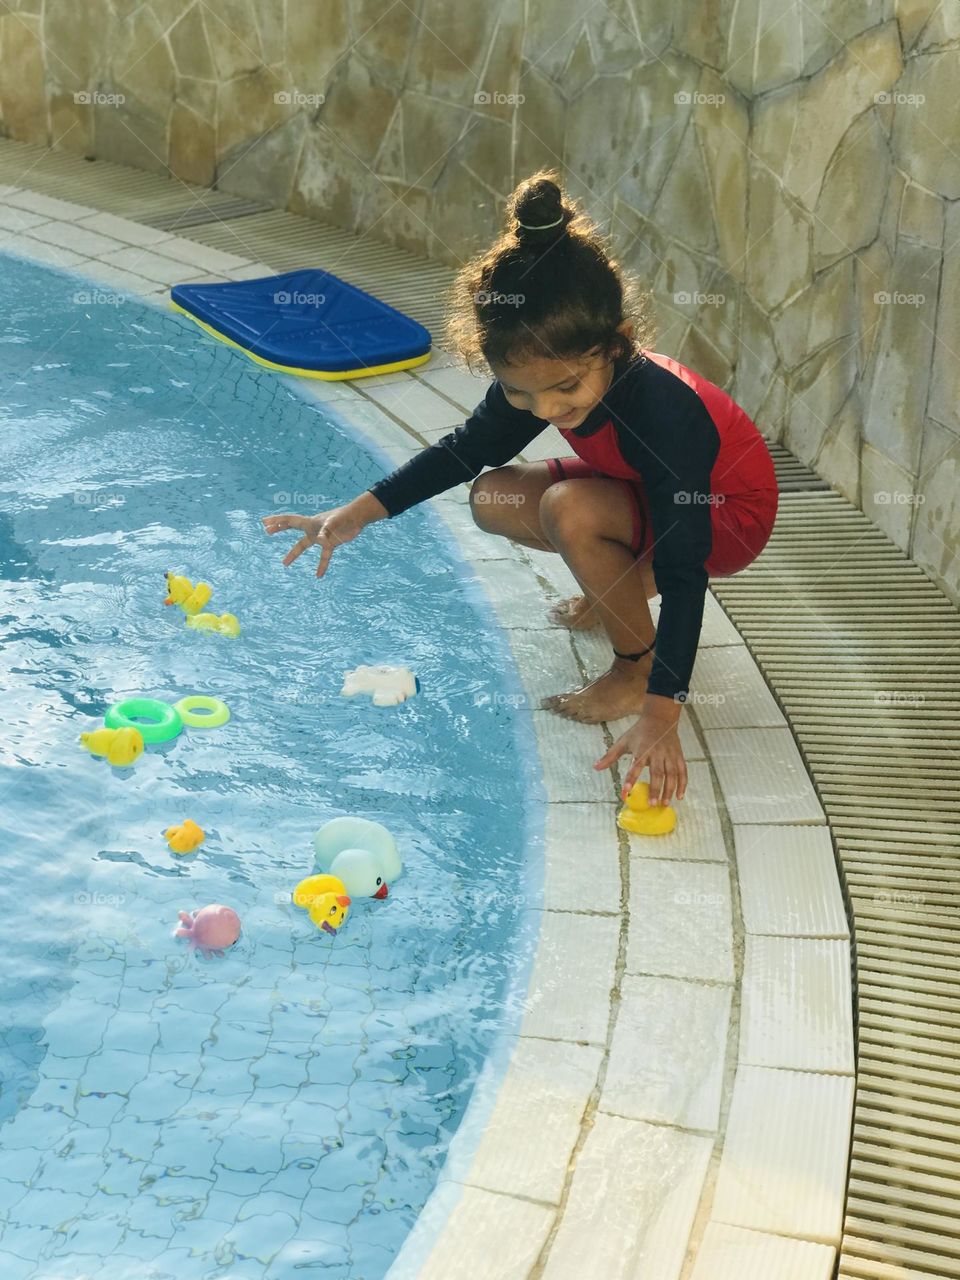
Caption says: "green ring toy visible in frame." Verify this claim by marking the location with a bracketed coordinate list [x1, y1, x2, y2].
[173, 695, 230, 729]
[105, 697, 182, 744]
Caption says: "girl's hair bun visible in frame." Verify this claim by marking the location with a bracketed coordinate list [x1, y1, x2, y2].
[510, 173, 573, 248]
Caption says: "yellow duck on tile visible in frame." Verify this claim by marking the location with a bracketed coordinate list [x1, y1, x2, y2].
[164, 571, 212, 616]
[617, 780, 677, 836]
[166, 819, 206, 855]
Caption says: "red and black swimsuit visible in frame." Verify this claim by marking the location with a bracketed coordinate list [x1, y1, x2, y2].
[369, 349, 778, 701]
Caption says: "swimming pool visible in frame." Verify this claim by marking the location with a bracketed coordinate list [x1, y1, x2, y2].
[0, 254, 545, 1279]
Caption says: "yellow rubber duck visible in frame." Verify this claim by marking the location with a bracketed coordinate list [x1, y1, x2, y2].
[186, 611, 241, 637]
[80, 726, 144, 768]
[164, 571, 212, 616]
[293, 874, 352, 936]
[617, 780, 677, 836]
[166, 819, 206, 854]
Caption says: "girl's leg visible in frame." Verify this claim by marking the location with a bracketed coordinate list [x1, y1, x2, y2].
[469, 462, 559, 551]
[537, 478, 660, 723]
[471, 464, 603, 627]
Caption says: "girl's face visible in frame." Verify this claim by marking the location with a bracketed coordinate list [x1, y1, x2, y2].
[490, 344, 622, 428]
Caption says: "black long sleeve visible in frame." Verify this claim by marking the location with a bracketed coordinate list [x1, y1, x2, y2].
[612, 371, 720, 700]
[368, 380, 549, 516]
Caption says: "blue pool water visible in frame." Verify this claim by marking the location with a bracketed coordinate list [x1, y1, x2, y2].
[0, 255, 545, 1279]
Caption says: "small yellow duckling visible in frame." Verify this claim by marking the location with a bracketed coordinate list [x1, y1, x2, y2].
[166, 819, 206, 855]
[164, 571, 212, 616]
[617, 780, 677, 836]
[293, 874, 352, 936]
[186, 611, 241, 637]
[80, 726, 144, 768]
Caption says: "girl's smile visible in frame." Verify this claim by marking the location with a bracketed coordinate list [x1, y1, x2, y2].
[550, 407, 581, 425]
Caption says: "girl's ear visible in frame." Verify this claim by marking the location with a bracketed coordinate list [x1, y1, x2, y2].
[618, 320, 636, 340]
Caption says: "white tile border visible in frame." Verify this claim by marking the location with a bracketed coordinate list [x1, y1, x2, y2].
[0, 180, 854, 1278]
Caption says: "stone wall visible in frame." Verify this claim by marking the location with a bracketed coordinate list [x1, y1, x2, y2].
[1, 0, 957, 600]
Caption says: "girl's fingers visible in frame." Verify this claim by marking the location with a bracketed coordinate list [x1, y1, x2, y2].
[675, 759, 688, 801]
[593, 740, 626, 771]
[263, 513, 311, 535]
[282, 534, 313, 567]
[316, 536, 335, 579]
[621, 754, 645, 799]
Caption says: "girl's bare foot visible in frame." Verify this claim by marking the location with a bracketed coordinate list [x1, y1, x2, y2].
[547, 594, 601, 630]
[541, 654, 654, 724]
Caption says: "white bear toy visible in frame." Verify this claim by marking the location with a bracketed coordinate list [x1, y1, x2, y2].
[340, 664, 419, 707]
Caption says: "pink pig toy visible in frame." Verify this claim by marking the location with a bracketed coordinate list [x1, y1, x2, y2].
[175, 904, 241, 957]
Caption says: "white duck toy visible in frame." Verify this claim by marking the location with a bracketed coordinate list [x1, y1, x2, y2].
[340, 664, 419, 707]
[313, 816, 403, 900]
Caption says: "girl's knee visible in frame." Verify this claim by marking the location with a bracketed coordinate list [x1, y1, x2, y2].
[469, 469, 510, 529]
[539, 480, 592, 542]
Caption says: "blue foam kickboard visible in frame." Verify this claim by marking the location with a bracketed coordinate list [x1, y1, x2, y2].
[171, 268, 432, 374]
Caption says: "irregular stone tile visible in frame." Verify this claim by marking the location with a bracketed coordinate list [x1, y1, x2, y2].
[601, 975, 732, 1130]
[863, 239, 940, 475]
[627, 859, 734, 982]
[690, 1221, 836, 1279]
[695, 69, 749, 279]
[712, 1066, 855, 1244]
[813, 106, 890, 270]
[745, 163, 812, 312]
[652, 118, 718, 255]
[734, 824, 848, 937]
[892, 49, 960, 198]
[899, 182, 945, 249]
[542, 1113, 712, 1280]
[704, 727, 825, 824]
[783, 336, 858, 468]
[860, 442, 917, 553]
[912, 417, 960, 601]
[928, 202, 960, 435]
[520, 910, 619, 1044]
[740, 936, 855, 1073]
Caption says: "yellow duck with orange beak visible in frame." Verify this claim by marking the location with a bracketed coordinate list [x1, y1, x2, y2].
[164, 572, 212, 616]
[617, 781, 677, 836]
[293, 874, 352, 935]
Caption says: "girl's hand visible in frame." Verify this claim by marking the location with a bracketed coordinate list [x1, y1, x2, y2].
[594, 705, 688, 806]
[261, 505, 364, 578]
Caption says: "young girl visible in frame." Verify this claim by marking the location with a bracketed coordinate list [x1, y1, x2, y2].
[263, 171, 779, 810]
